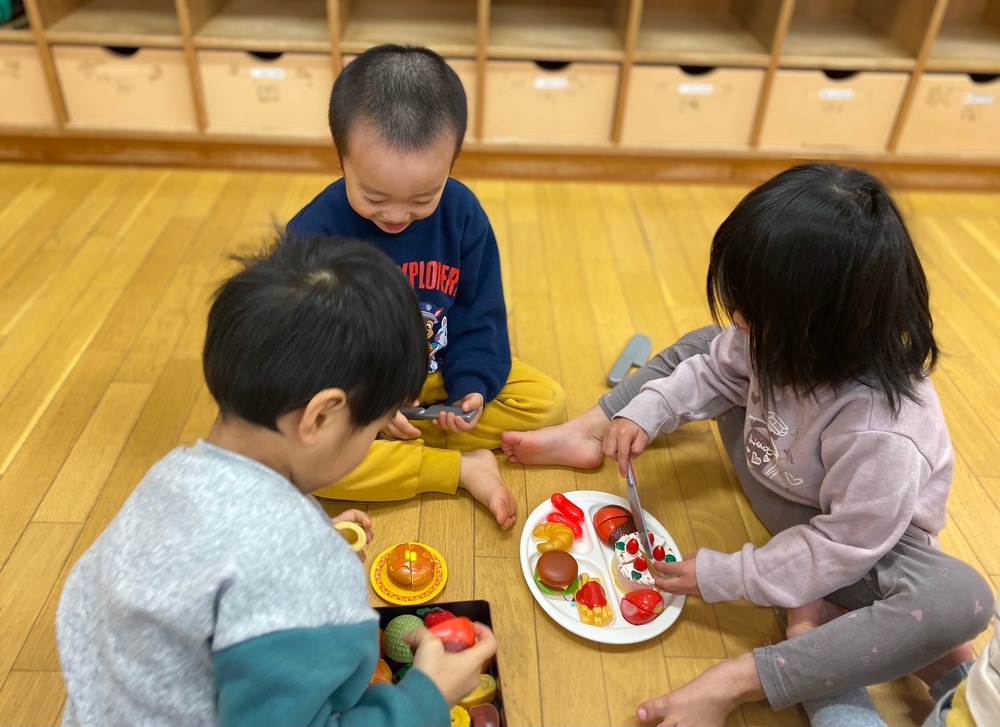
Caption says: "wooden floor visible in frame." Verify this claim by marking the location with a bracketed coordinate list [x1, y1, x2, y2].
[0, 163, 998, 727]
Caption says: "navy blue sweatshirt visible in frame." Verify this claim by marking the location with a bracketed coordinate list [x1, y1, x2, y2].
[287, 178, 511, 404]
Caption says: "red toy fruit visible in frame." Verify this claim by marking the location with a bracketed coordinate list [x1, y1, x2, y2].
[429, 615, 476, 652]
[620, 589, 665, 625]
[419, 607, 456, 628]
[592, 505, 636, 546]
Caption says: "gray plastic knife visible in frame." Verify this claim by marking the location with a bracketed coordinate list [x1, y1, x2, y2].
[625, 461, 655, 564]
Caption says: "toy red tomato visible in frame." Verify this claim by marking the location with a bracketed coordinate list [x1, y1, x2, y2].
[620, 589, 664, 625]
[429, 615, 476, 652]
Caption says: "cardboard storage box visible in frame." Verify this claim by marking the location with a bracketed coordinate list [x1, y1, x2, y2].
[483, 59, 619, 144]
[376, 599, 505, 725]
[52, 45, 197, 131]
[198, 50, 333, 137]
[342, 55, 477, 139]
[620, 65, 764, 147]
[758, 68, 909, 151]
[0, 43, 57, 126]
[896, 72, 1000, 155]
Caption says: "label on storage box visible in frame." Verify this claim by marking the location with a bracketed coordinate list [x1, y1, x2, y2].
[819, 88, 855, 101]
[534, 77, 569, 90]
[961, 93, 994, 105]
[678, 83, 714, 96]
[251, 67, 285, 80]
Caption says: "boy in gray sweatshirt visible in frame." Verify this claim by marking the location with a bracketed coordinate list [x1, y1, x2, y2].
[56, 235, 496, 727]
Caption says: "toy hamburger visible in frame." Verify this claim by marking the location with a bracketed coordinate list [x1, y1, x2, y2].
[533, 550, 580, 596]
[387, 542, 436, 590]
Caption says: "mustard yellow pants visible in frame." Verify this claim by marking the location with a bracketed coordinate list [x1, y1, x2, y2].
[313, 358, 565, 501]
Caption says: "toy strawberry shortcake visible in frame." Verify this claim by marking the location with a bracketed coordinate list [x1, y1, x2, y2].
[612, 532, 677, 593]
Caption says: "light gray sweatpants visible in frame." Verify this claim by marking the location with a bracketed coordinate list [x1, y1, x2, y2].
[599, 326, 994, 711]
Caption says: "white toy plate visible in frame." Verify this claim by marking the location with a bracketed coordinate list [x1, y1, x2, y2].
[519, 490, 685, 645]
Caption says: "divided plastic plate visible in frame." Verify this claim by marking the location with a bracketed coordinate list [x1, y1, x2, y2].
[519, 490, 685, 645]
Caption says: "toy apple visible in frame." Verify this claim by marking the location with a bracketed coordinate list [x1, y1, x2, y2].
[429, 615, 476, 652]
[620, 589, 665, 625]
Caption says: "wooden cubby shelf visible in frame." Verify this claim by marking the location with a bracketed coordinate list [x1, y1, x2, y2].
[928, 0, 1000, 71]
[340, 0, 478, 57]
[3, 0, 1000, 183]
[0, 13, 31, 39]
[41, 0, 182, 46]
[778, 0, 935, 71]
[487, 2, 626, 61]
[635, 1, 779, 67]
[190, 0, 331, 51]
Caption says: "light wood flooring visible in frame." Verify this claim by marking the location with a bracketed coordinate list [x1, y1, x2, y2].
[0, 163, 998, 727]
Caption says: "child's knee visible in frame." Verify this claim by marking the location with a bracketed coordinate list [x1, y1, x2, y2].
[924, 561, 995, 645]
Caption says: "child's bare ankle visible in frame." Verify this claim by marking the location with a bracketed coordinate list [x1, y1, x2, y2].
[458, 450, 516, 530]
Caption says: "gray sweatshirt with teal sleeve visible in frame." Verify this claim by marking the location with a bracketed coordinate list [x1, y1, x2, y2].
[616, 326, 953, 609]
[56, 440, 449, 727]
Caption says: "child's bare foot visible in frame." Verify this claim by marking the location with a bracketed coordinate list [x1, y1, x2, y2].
[459, 449, 517, 530]
[500, 405, 608, 468]
[636, 652, 764, 727]
[785, 598, 848, 639]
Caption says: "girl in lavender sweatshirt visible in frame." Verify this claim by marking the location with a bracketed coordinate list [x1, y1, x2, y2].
[502, 163, 994, 726]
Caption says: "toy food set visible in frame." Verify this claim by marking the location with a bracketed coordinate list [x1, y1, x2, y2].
[370, 541, 448, 605]
[373, 600, 505, 727]
[519, 491, 685, 644]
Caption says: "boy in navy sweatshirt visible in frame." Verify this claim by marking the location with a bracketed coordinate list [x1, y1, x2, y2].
[287, 44, 564, 530]
[56, 236, 497, 727]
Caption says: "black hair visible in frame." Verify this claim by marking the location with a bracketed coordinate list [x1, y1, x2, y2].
[329, 44, 467, 163]
[204, 234, 427, 430]
[707, 163, 937, 417]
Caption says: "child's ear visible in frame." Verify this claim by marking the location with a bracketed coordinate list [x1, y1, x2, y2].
[298, 388, 349, 444]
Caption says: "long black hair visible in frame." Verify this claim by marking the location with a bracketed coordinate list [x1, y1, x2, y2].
[707, 163, 937, 417]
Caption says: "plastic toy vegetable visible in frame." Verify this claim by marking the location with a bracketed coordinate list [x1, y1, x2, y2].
[429, 615, 476, 652]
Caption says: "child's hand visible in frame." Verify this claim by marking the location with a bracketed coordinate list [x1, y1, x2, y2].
[330, 509, 373, 563]
[652, 554, 702, 598]
[433, 393, 483, 433]
[405, 621, 498, 705]
[603, 417, 649, 476]
[383, 403, 422, 440]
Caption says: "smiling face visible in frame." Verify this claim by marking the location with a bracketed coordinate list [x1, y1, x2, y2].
[341, 123, 455, 235]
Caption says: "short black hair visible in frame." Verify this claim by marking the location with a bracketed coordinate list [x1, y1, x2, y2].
[204, 234, 427, 430]
[707, 163, 937, 417]
[329, 44, 467, 163]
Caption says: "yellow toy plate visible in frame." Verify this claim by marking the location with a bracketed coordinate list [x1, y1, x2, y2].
[370, 541, 449, 605]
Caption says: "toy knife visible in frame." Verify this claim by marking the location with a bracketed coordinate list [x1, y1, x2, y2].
[625, 461, 655, 564]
